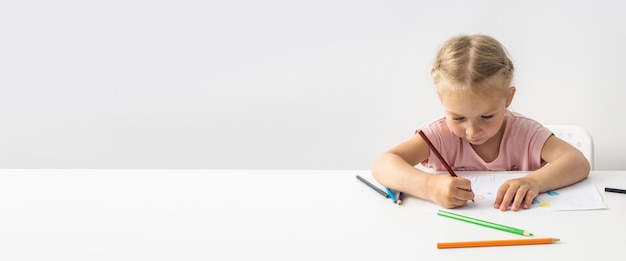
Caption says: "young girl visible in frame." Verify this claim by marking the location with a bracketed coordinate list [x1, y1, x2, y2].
[372, 34, 590, 211]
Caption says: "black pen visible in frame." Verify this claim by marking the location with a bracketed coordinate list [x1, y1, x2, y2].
[356, 175, 389, 198]
[605, 187, 626, 194]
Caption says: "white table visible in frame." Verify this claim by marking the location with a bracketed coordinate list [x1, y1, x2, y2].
[0, 169, 624, 260]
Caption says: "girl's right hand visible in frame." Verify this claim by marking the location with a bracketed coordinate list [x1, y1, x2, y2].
[427, 175, 475, 208]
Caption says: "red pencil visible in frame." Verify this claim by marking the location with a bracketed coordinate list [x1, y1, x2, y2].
[418, 130, 458, 177]
[418, 130, 474, 201]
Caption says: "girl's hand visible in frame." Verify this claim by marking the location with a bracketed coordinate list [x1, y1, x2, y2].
[427, 175, 475, 209]
[494, 177, 540, 211]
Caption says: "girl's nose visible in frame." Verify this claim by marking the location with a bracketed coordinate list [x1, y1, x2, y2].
[465, 122, 481, 137]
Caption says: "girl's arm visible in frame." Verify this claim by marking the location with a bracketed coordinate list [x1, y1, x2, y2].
[527, 135, 591, 192]
[494, 135, 590, 211]
[372, 134, 474, 208]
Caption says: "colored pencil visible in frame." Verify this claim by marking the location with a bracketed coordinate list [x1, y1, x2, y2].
[437, 238, 559, 249]
[386, 188, 398, 203]
[418, 130, 474, 202]
[438, 210, 533, 236]
[396, 192, 404, 205]
[356, 175, 389, 198]
[418, 130, 458, 177]
[605, 187, 626, 194]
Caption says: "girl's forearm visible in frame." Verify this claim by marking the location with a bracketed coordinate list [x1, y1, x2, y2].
[528, 152, 590, 193]
[372, 153, 432, 200]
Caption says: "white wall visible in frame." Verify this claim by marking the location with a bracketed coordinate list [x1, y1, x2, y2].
[1, 1, 624, 170]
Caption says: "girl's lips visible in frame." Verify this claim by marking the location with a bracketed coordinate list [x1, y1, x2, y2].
[468, 138, 483, 143]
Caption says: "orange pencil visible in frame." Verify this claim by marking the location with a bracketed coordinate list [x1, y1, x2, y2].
[437, 238, 560, 249]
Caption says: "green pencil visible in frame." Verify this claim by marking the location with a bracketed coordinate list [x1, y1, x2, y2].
[437, 210, 533, 236]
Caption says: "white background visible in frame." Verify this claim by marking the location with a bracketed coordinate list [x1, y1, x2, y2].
[1, 1, 623, 170]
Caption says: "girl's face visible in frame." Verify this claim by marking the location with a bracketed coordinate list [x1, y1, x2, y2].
[440, 87, 514, 146]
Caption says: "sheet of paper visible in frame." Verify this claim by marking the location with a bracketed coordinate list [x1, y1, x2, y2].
[421, 171, 607, 213]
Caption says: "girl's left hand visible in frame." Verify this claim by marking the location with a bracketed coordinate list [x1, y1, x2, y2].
[494, 177, 540, 211]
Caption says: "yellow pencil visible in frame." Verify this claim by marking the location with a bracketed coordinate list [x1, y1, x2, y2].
[437, 238, 559, 249]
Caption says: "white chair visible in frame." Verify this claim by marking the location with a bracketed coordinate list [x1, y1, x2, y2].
[544, 125, 594, 169]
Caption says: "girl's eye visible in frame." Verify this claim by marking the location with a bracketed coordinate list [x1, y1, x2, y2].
[453, 117, 465, 121]
[481, 115, 494, 119]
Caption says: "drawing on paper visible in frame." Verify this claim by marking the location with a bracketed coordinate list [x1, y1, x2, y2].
[421, 171, 607, 213]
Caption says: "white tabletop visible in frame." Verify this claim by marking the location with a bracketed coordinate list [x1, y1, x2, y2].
[0, 169, 624, 260]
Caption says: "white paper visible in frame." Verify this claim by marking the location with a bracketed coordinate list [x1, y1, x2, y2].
[421, 171, 607, 213]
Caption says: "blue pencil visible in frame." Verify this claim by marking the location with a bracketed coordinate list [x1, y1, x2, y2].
[386, 188, 398, 203]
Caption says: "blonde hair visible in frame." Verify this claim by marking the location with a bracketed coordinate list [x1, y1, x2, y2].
[431, 34, 514, 97]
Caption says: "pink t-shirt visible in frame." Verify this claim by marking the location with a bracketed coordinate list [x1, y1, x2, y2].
[419, 110, 553, 171]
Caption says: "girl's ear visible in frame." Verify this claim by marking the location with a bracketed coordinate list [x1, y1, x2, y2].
[505, 87, 516, 107]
